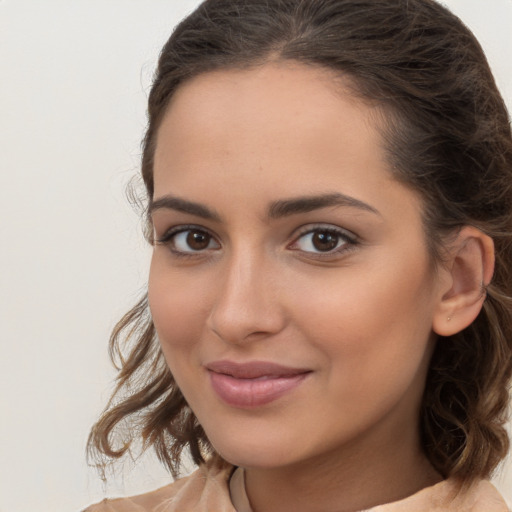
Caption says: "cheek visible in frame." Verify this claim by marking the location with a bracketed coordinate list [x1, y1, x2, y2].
[289, 271, 436, 430]
[148, 256, 211, 359]
[289, 256, 436, 375]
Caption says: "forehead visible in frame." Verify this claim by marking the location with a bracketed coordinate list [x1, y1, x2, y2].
[152, 62, 425, 228]
[155, 63, 384, 184]
[164, 61, 362, 123]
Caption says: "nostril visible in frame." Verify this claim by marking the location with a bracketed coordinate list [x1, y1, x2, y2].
[207, 299, 286, 345]
[205, 256, 287, 344]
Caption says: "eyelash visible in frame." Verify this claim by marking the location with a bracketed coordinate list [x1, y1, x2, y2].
[155, 224, 359, 259]
[288, 224, 359, 259]
[155, 224, 219, 259]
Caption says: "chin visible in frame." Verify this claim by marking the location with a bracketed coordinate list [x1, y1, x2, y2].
[209, 433, 300, 470]
[218, 449, 296, 470]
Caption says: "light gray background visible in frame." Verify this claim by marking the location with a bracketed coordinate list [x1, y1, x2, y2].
[1, 1, 511, 511]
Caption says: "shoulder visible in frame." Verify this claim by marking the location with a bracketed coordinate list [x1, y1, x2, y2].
[82, 459, 236, 512]
[438, 479, 510, 512]
[371, 478, 510, 512]
[467, 480, 510, 512]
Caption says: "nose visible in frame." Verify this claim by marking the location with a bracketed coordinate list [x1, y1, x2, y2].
[206, 250, 287, 345]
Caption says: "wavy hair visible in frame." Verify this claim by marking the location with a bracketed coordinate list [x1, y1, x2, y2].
[88, 0, 512, 483]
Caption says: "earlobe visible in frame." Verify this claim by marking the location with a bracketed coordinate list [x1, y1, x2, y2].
[432, 226, 494, 337]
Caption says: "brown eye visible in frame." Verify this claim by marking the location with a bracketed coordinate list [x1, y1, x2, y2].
[291, 226, 355, 255]
[165, 228, 220, 253]
[186, 230, 211, 250]
[311, 231, 339, 252]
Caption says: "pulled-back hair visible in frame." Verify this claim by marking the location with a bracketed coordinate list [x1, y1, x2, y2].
[88, 0, 512, 484]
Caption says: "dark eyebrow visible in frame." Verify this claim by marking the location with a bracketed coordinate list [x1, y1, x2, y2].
[149, 195, 221, 221]
[268, 193, 380, 219]
[149, 192, 379, 222]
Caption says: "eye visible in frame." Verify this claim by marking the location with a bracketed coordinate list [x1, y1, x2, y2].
[157, 226, 220, 254]
[289, 226, 357, 255]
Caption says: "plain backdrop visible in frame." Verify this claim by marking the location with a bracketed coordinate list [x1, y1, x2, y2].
[1, 1, 511, 511]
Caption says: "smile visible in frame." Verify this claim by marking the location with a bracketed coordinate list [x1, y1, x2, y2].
[206, 360, 311, 408]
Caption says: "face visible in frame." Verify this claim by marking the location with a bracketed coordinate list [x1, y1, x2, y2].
[149, 62, 444, 471]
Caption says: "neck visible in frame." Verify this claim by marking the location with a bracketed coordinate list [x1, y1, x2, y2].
[243, 423, 442, 512]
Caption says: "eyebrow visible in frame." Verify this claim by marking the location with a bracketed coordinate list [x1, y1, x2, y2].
[149, 192, 380, 221]
[268, 193, 380, 219]
[149, 195, 222, 221]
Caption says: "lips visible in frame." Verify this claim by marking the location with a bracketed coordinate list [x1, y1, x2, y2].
[206, 360, 311, 408]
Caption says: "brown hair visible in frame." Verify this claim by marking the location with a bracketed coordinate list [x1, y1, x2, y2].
[88, 0, 512, 484]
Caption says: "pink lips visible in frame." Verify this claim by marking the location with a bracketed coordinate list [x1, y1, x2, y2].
[206, 360, 310, 408]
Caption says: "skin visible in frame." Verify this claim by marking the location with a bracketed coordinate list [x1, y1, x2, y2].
[148, 62, 454, 512]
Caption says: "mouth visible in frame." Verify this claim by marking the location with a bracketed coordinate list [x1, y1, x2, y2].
[205, 360, 311, 408]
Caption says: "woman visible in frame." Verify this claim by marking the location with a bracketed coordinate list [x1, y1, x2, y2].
[85, 0, 512, 510]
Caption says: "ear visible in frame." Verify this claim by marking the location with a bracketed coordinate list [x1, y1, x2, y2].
[432, 226, 494, 337]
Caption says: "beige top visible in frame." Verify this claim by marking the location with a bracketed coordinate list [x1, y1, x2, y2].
[84, 460, 510, 512]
